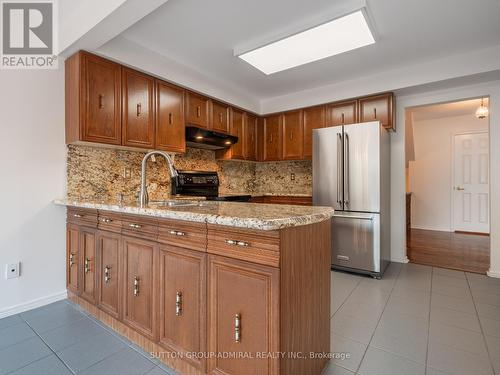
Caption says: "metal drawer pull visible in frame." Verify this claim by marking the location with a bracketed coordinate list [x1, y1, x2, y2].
[235, 314, 241, 343]
[225, 239, 249, 247]
[69, 253, 75, 267]
[129, 223, 142, 229]
[337, 255, 350, 261]
[136, 103, 142, 117]
[100, 218, 113, 223]
[73, 213, 83, 218]
[333, 214, 374, 221]
[169, 230, 186, 236]
[104, 266, 111, 283]
[84, 258, 91, 273]
[133, 277, 140, 296]
[176, 291, 182, 316]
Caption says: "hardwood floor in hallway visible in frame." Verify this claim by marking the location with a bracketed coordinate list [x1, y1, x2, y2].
[407, 228, 490, 274]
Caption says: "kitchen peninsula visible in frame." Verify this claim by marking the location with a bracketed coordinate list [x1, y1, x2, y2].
[55, 198, 333, 375]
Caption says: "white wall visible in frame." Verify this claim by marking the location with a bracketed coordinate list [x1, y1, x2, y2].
[392, 80, 500, 278]
[409, 114, 488, 232]
[0, 68, 67, 317]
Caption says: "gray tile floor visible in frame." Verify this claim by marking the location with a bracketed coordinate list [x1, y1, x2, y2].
[326, 263, 500, 375]
[0, 300, 175, 375]
[0, 263, 499, 375]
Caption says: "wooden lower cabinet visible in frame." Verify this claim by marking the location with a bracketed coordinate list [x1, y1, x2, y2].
[122, 236, 159, 341]
[66, 225, 80, 294]
[80, 228, 97, 304]
[208, 255, 280, 375]
[96, 231, 121, 318]
[159, 246, 207, 370]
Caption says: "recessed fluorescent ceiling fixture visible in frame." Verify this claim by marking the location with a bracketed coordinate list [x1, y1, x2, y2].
[237, 10, 375, 75]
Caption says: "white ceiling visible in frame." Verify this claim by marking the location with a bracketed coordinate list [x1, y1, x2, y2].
[409, 98, 490, 121]
[120, 0, 500, 102]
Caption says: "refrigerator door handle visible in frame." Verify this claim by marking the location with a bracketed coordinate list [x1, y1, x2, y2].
[337, 133, 342, 204]
[344, 132, 350, 206]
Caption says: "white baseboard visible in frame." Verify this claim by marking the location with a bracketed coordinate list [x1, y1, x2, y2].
[391, 256, 410, 264]
[487, 270, 500, 279]
[0, 290, 68, 319]
[410, 225, 451, 232]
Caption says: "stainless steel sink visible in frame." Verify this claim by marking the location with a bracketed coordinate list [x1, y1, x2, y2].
[147, 200, 203, 208]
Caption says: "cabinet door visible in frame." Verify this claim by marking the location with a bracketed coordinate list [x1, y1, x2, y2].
[229, 108, 245, 159]
[282, 110, 303, 160]
[66, 225, 80, 295]
[97, 231, 121, 319]
[122, 68, 155, 148]
[208, 255, 279, 375]
[159, 247, 206, 371]
[263, 114, 282, 161]
[326, 100, 357, 126]
[244, 114, 257, 161]
[156, 81, 185, 153]
[82, 53, 121, 145]
[212, 101, 230, 133]
[303, 105, 325, 159]
[186, 92, 210, 128]
[123, 237, 158, 341]
[80, 229, 97, 304]
[358, 93, 394, 130]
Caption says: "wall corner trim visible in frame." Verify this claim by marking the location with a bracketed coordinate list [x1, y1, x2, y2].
[0, 291, 68, 319]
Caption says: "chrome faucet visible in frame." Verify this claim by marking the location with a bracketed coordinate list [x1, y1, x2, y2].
[139, 151, 178, 207]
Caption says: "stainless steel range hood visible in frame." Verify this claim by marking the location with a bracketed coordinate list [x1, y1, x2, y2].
[185, 126, 238, 150]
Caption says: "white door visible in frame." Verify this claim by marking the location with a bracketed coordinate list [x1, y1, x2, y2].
[453, 132, 489, 233]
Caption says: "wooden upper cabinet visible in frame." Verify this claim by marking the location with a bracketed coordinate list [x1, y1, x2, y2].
[159, 246, 206, 371]
[122, 68, 155, 148]
[263, 114, 283, 161]
[303, 105, 325, 159]
[97, 231, 121, 319]
[186, 91, 210, 129]
[358, 93, 395, 131]
[229, 108, 245, 159]
[244, 114, 258, 161]
[282, 110, 304, 160]
[208, 255, 279, 375]
[80, 52, 122, 145]
[326, 100, 358, 127]
[156, 80, 185, 153]
[212, 101, 230, 133]
[122, 236, 158, 341]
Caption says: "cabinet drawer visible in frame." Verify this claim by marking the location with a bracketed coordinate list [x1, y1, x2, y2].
[121, 215, 158, 241]
[67, 208, 98, 228]
[97, 211, 123, 234]
[207, 225, 280, 267]
[158, 219, 207, 252]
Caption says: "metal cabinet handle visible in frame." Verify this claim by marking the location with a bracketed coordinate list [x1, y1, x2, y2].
[169, 230, 186, 236]
[100, 217, 112, 223]
[84, 258, 91, 273]
[69, 253, 75, 267]
[344, 133, 350, 205]
[176, 291, 182, 316]
[133, 276, 140, 296]
[104, 266, 111, 283]
[373, 107, 377, 119]
[455, 186, 465, 191]
[98, 94, 104, 109]
[129, 223, 142, 229]
[136, 103, 142, 117]
[337, 133, 342, 204]
[169, 113, 173, 124]
[196, 106, 201, 117]
[235, 313, 241, 343]
[225, 239, 249, 247]
[341, 113, 345, 124]
[73, 213, 83, 218]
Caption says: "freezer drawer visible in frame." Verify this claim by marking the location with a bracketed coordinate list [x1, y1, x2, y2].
[332, 212, 380, 273]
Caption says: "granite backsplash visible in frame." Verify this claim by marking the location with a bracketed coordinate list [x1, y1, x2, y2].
[66, 145, 312, 201]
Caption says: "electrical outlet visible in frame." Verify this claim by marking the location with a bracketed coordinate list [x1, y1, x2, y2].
[123, 167, 132, 179]
[5, 262, 20, 279]
[290, 173, 295, 181]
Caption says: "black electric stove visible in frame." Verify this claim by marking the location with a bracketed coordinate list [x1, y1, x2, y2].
[171, 171, 251, 202]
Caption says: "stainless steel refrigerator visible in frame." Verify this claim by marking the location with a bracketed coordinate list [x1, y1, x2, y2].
[312, 121, 390, 278]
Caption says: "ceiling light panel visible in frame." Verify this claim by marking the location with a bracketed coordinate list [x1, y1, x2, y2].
[237, 10, 375, 75]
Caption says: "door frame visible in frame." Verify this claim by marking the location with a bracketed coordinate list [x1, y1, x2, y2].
[450, 130, 490, 233]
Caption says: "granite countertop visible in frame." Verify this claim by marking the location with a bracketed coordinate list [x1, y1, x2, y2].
[54, 198, 333, 231]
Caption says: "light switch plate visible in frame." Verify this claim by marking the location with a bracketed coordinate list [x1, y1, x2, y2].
[6, 263, 20, 279]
